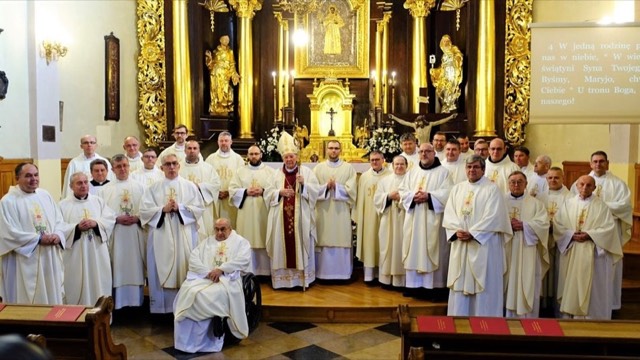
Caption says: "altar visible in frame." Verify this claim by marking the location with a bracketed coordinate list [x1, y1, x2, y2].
[299, 78, 367, 163]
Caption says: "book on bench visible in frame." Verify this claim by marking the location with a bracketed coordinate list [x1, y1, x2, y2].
[520, 318, 564, 336]
[43, 305, 85, 322]
[416, 316, 456, 333]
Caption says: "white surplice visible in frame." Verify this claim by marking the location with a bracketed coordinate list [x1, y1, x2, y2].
[443, 176, 512, 316]
[485, 155, 519, 194]
[504, 193, 549, 318]
[130, 167, 164, 187]
[553, 194, 623, 320]
[99, 179, 147, 309]
[62, 153, 112, 198]
[354, 167, 390, 281]
[229, 163, 275, 276]
[441, 158, 467, 185]
[0, 187, 73, 304]
[173, 231, 252, 353]
[313, 160, 357, 280]
[156, 143, 203, 167]
[60, 194, 115, 306]
[401, 161, 452, 289]
[180, 160, 221, 241]
[140, 176, 205, 313]
[265, 165, 320, 289]
[205, 150, 245, 228]
[375, 174, 409, 287]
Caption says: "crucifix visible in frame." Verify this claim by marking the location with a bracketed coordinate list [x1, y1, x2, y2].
[326, 107, 337, 136]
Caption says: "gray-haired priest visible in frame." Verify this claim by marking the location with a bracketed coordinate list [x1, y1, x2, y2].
[173, 218, 252, 353]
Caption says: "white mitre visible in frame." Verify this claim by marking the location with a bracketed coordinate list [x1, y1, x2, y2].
[277, 130, 299, 156]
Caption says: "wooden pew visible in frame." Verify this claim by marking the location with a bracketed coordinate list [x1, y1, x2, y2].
[0, 296, 126, 360]
[398, 305, 640, 359]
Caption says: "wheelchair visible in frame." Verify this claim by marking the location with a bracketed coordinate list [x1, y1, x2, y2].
[222, 272, 262, 346]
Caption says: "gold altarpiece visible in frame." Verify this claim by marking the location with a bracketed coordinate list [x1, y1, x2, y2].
[300, 78, 366, 162]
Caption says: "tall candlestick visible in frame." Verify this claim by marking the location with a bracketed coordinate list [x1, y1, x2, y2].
[391, 71, 396, 113]
[290, 70, 295, 120]
[272, 71, 277, 124]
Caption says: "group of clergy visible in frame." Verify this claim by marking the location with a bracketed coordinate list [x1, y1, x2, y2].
[355, 132, 631, 321]
[0, 127, 631, 339]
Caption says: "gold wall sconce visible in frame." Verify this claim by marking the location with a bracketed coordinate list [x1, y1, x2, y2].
[41, 40, 68, 65]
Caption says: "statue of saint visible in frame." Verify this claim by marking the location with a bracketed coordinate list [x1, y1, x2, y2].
[322, 5, 344, 55]
[205, 35, 240, 115]
[388, 113, 456, 145]
[429, 35, 463, 113]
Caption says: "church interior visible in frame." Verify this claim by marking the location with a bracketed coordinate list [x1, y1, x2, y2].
[2, 0, 640, 359]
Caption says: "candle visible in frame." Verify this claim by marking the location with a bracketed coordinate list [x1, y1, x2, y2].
[272, 71, 276, 87]
[371, 70, 376, 81]
[391, 71, 396, 86]
[290, 70, 295, 85]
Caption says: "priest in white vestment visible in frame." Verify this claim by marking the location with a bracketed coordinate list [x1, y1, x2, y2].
[205, 131, 245, 228]
[401, 144, 452, 294]
[514, 146, 534, 179]
[99, 154, 147, 309]
[485, 138, 519, 193]
[555, 175, 623, 320]
[63, 135, 112, 198]
[473, 139, 489, 160]
[457, 134, 471, 160]
[229, 145, 275, 276]
[60, 173, 115, 306]
[527, 155, 551, 204]
[156, 125, 203, 167]
[131, 148, 165, 186]
[140, 153, 205, 313]
[173, 218, 252, 353]
[123, 136, 144, 173]
[400, 133, 420, 171]
[88, 159, 111, 196]
[441, 139, 466, 184]
[570, 151, 631, 312]
[545, 167, 571, 313]
[0, 163, 73, 304]
[313, 140, 357, 280]
[443, 155, 512, 316]
[375, 156, 410, 287]
[504, 171, 550, 318]
[180, 140, 221, 241]
[432, 132, 447, 160]
[354, 151, 390, 282]
[266, 132, 320, 289]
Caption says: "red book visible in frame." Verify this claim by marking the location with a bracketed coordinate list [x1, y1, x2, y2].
[0, 304, 5, 312]
[43, 305, 85, 322]
[469, 317, 511, 335]
[416, 316, 456, 333]
[520, 318, 564, 336]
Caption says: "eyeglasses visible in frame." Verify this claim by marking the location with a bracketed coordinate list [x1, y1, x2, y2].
[143, 155, 157, 159]
[81, 141, 97, 145]
[174, 132, 187, 136]
[163, 161, 179, 167]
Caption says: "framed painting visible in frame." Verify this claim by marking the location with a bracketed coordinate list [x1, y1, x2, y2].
[104, 32, 120, 121]
[294, 0, 369, 78]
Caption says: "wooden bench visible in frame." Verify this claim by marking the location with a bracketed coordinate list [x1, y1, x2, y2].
[398, 305, 640, 359]
[0, 296, 126, 360]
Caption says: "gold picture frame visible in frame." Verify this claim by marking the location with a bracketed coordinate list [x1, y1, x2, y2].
[104, 32, 120, 121]
[294, 0, 369, 78]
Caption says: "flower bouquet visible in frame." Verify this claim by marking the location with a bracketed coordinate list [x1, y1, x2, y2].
[363, 127, 401, 163]
[258, 126, 283, 162]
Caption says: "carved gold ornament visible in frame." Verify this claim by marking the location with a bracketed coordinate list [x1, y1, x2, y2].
[198, 0, 230, 33]
[503, 0, 532, 145]
[137, 0, 167, 147]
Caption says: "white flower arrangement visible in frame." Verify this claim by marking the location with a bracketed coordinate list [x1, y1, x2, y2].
[363, 126, 401, 162]
[258, 126, 283, 162]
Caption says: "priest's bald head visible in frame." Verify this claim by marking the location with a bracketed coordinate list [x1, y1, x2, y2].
[489, 138, 507, 162]
[576, 175, 596, 200]
[247, 145, 262, 166]
[214, 218, 232, 241]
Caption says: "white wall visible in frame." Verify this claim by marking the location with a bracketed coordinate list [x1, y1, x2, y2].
[0, 1, 32, 158]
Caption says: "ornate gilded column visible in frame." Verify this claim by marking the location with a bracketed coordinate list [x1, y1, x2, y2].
[374, 22, 382, 107]
[474, 0, 497, 137]
[230, 0, 263, 139]
[172, 0, 193, 130]
[274, 12, 289, 112]
[381, 11, 391, 113]
[404, 0, 435, 113]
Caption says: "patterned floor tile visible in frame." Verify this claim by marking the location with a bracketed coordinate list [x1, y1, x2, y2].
[282, 344, 342, 360]
[316, 328, 398, 356]
[268, 322, 317, 334]
[374, 322, 401, 337]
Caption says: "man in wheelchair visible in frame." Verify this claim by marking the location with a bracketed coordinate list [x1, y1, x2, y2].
[173, 218, 252, 353]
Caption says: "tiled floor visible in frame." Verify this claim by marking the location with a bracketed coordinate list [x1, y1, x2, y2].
[110, 306, 402, 360]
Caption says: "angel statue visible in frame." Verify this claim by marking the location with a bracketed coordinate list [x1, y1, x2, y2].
[293, 122, 309, 150]
[355, 125, 370, 148]
[429, 35, 463, 113]
[205, 35, 240, 115]
[388, 113, 456, 145]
